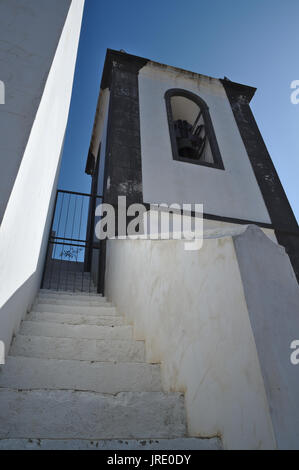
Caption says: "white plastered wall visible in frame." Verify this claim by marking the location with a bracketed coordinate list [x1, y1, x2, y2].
[138, 62, 271, 224]
[0, 0, 85, 351]
[89, 88, 110, 283]
[89, 88, 110, 163]
[0, 0, 72, 222]
[105, 230, 276, 450]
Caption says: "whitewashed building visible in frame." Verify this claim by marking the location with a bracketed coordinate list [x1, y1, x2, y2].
[0, 7, 299, 450]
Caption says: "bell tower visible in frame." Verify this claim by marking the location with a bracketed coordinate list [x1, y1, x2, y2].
[86, 49, 299, 281]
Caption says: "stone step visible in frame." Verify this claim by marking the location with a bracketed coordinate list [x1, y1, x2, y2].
[0, 389, 186, 439]
[43, 271, 94, 277]
[9, 335, 145, 362]
[32, 303, 117, 316]
[43, 278, 95, 286]
[40, 289, 103, 298]
[0, 357, 161, 393]
[35, 301, 112, 310]
[42, 286, 97, 294]
[19, 321, 132, 340]
[36, 296, 111, 307]
[41, 284, 97, 292]
[43, 274, 94, 281]
[42, 289, 97, 295]
[27, 311, 124, 327]
[43, 282, 96, 290]
[0, 437, 222, 450]
[43, 277, 95, 283]
[44, 271, 94, 278]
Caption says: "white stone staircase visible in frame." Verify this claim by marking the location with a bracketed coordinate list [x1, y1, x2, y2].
[0, 290, 221, 450]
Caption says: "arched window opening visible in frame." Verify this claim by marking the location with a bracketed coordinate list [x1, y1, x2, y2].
[165, 89, 224, 169]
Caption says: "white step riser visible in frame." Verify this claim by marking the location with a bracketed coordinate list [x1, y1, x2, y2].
[42, 284, 97, 290]
[42, 287, 97, 294]
[36, 298, 112, 308]
[32, 308, 118, 319]
[27, 312, 123, 327]
[43, 291, 98, 295]
[33, 303, 117, 316]
[43, 279, 95, 285]
[40, 289, 104, 298]
[43, 272, 94, 278]
[0, 390, 186, 439]
[43, 278, 96, 284]
[43, 284, 96, 290]
[43, 276, 95, 281]
[44, 273, 94, 279]
[10, 335, 146, 362]
[38, 297, 104, 304]
[20, 322, 132, 340]
[0, 357, 161, 394]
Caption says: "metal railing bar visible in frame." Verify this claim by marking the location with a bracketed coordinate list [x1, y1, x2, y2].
[78, 196, 84, 241]
[50, 236, 89, 244]
[66, 194, 78, 290]
[58, 193, 71, 291]
[82, 197, 88, 292]
[78, 196, 85, 292]
[49, 191, 64, 290]
[49, 241, 98, 249]
[57, 189, 103, 199]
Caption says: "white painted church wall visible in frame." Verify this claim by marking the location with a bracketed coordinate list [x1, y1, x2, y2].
[89, 88, 110, 284]
[138, 62, 271, 224]
[89, 88, 110, 161]
[105, 230, 276, 450]
[0, 0, 72, 223]
[91, 88, 110, 197]
[0, 0, 85, 351]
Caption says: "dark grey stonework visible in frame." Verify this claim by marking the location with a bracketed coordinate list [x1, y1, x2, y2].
[85, 149, 96, 176]
[102, 50, 148, 207]
[96, 51, 148, 294]
[221, 79, 299, 282]
[275, 231, 299, 283]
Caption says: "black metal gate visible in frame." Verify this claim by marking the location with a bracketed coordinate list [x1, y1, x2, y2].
[41, 189, 103, 293]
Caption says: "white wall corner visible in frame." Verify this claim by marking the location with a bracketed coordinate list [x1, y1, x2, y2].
[0, 0, 85, 351]
[233, 224, 299, 449]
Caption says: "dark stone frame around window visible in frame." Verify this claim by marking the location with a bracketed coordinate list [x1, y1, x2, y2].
[165, 88, 224, 170]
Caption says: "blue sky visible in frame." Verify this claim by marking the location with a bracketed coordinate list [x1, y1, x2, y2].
[59, 0, 299, 223]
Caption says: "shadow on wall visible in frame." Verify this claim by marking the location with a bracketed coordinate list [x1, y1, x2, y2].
[0, 272, 37, 355]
